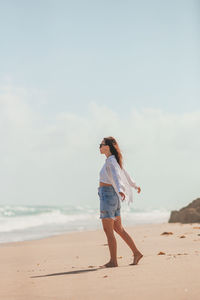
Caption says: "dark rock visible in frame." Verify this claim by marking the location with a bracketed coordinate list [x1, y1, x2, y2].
[168, 198, 200, 223]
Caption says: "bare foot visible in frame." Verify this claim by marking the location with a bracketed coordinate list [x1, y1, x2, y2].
[99, 261, 118, 268]
[129, 252, 143, 265]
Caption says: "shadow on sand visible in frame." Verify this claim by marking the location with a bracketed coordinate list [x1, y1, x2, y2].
[30, 268, 99, 278]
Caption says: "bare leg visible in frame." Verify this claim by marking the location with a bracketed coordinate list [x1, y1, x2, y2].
[114, 216, 143, 265]
[100, 217, 118, 268]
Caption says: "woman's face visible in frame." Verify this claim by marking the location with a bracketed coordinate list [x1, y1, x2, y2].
[99, 139, 108, 154]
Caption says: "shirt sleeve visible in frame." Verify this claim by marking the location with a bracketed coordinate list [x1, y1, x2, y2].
[106, 160, 125, 193]
[122, 167, 138, 190]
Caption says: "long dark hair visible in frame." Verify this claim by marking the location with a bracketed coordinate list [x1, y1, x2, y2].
[103, 136, 123, 168]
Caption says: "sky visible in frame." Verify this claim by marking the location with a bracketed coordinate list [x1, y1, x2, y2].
[0, 0, 199, 211]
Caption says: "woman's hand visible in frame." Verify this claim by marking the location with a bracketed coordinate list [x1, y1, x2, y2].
[137, 187, 141, 193]
[119, 192, 125, 201]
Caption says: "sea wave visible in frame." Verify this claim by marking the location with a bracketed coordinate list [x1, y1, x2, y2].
[0, 205, 170, 243]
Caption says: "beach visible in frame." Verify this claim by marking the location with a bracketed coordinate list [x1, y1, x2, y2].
[1, 222, 200, 300]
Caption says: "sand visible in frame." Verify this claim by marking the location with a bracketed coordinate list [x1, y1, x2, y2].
[0, 222, 200, 300]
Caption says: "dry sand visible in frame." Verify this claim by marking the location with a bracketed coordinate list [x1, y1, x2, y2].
[0, 222, 200, 300]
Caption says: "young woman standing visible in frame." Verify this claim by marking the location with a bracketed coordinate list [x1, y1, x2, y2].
[98, 136, 143, 268]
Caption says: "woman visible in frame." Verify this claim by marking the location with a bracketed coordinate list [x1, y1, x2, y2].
[98, 136, 143, 268]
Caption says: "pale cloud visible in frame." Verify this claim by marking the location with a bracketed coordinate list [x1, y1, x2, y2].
[0, 86, 199, 210]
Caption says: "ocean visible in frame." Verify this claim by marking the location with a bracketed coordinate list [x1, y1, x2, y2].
[0, 204, 171, 244]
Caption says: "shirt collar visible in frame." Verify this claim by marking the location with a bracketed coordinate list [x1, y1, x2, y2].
[106, 154, 115, 161]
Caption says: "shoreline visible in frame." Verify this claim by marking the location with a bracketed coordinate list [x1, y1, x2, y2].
[0, 204, 171, 244]
[1, 222, 200, 299]
[0, 219, 171, 246]
[0, 221, 173, 246]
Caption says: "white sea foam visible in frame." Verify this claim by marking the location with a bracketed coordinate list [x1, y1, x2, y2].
[123, 209, 170, 225]
[0, 210, 96, 232]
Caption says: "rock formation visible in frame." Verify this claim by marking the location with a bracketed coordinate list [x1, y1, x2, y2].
[168, 198, 200, 223]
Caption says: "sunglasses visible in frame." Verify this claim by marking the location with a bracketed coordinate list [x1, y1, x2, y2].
[99, 143, 106, 148]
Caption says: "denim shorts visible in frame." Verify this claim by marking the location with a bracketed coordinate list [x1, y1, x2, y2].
[98, 185, 121, 219]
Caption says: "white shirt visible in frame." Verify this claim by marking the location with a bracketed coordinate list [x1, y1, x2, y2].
[99, 155, 138, 204]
